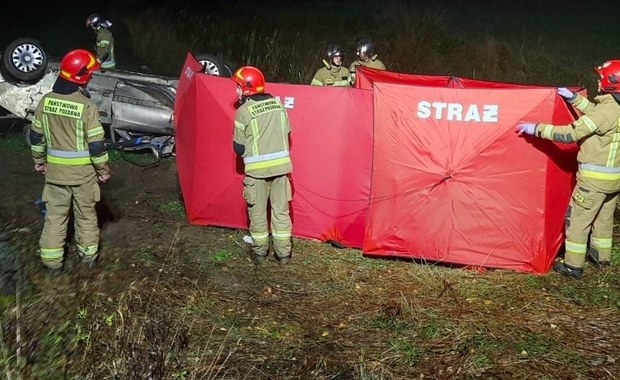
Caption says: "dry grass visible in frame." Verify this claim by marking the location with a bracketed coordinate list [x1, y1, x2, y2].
[115, 1, 599, 91]
[1, 204, 619, 378]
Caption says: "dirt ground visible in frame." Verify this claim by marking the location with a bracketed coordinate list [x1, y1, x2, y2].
[1, 122, 620, 379]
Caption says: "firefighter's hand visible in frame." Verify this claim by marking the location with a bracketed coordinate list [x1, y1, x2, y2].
[557, 87, 575, 100]
[516, 122, 537, 136]
[34, 163, 46, 174]
[97, 173, 111, 183]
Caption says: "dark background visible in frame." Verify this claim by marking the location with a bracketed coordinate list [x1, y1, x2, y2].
[2, 0, 619, 78]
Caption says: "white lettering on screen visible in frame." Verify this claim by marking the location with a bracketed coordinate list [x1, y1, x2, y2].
[274, 96, 295, 109]
[417, 101, 499, 122]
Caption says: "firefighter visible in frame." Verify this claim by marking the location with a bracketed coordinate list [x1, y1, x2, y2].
[86, 13, 116, 70]
[311, 45, 350, 86]
[31, 49, 110, 270]
[517, 60, 620, 278]
[349, 38, 386, 86]
[232, 66, 293, 264]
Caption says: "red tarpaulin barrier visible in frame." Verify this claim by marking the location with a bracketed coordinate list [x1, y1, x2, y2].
[364, 82, 577, 273]
[174, 54, 579, 273]
[174, 54, 373, 247]
[356, 65, 560, 90]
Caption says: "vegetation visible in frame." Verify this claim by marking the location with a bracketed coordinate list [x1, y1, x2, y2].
[106, 0, 616, 95]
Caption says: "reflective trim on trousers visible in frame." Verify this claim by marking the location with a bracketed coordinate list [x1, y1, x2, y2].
[77, 244, 99, 257]
[565, 240, 587, 255]
[40, 247, 64, 260]
[591, 237, 612, 249]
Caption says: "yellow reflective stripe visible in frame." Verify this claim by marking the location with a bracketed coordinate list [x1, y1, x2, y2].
[244, 149, 289, 164]
[272, 231, 291, 239]
[580, 115, 597, 133]
[573, 96, 589, 112]
[87, 126, 105, 137]
[565, 241, 587, 254]
[42, 114, 51, 146]
[234, 120, 245, 130]
[250, 232, 269, 241]
[43, 98, 84, 119]
[76, 120, 84, 151]
[91, 153, 109, 164]
[281, 113, 287, 147]
[540, 124, 554, 139]
[245, 157, 291, 171]
[31, 145, 46, 153]
[334, 79, 349, 86]
[97, 40, 110, 46]
[47, 155, 92, 165]
[40, 247, 64, 259]
[77, 244, 98, 256]
[591, 237, 612, 249]
[607, 132, 620, 167]
[33, 119, 42, 128]
[579, 168, 620, 180]
[250, 119, 259, 155]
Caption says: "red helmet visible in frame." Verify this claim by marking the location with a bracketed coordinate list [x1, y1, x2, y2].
[59, 49, 100, 85]
[231, 66, 265, 96]
[595, 60, 620, 93]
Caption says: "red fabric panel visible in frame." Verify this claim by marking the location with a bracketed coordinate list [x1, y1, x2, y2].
[356, 66, 452, 90]
[285, 87, 373, 246]
[356, 66, 584, 91]
[174, 54, 373, 247]
[174, 53, 204, 116]
[363, 83, 576, 273]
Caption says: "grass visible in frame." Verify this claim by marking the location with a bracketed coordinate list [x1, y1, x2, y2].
[2, 222, 619, 378]
[0, 127, 27, 153]
[157, 200, 186, 219]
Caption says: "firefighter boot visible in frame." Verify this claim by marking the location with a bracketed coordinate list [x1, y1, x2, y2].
[553, 259, 583, 279]
[276, 253, 291, 265]
[587, 247, 611, 267]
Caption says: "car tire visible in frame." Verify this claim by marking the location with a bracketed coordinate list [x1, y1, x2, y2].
[2, 38, 49, 83]
[194, 54, 232, 77]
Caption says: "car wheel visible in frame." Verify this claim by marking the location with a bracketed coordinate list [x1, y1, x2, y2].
[2, 38, 49, 83]
[195, 54, 232, 77]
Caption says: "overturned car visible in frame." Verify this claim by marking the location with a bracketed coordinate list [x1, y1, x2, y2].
[0, 38, 231, 158]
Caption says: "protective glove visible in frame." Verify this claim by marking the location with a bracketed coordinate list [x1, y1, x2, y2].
[516, 122, 537, 136]
[557, 87, 575, 100]
[34, 163, 46, 174]
[97, 173, 111, 183]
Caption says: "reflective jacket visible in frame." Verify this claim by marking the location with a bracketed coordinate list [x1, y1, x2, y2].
[535, 93, 620, 191]
[96, 28, 115, 69]
[31, 89, 110, 185]
[349, 57, 386, 85]
[311, 65, 350, 86]
[233, 95, 292, 178]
